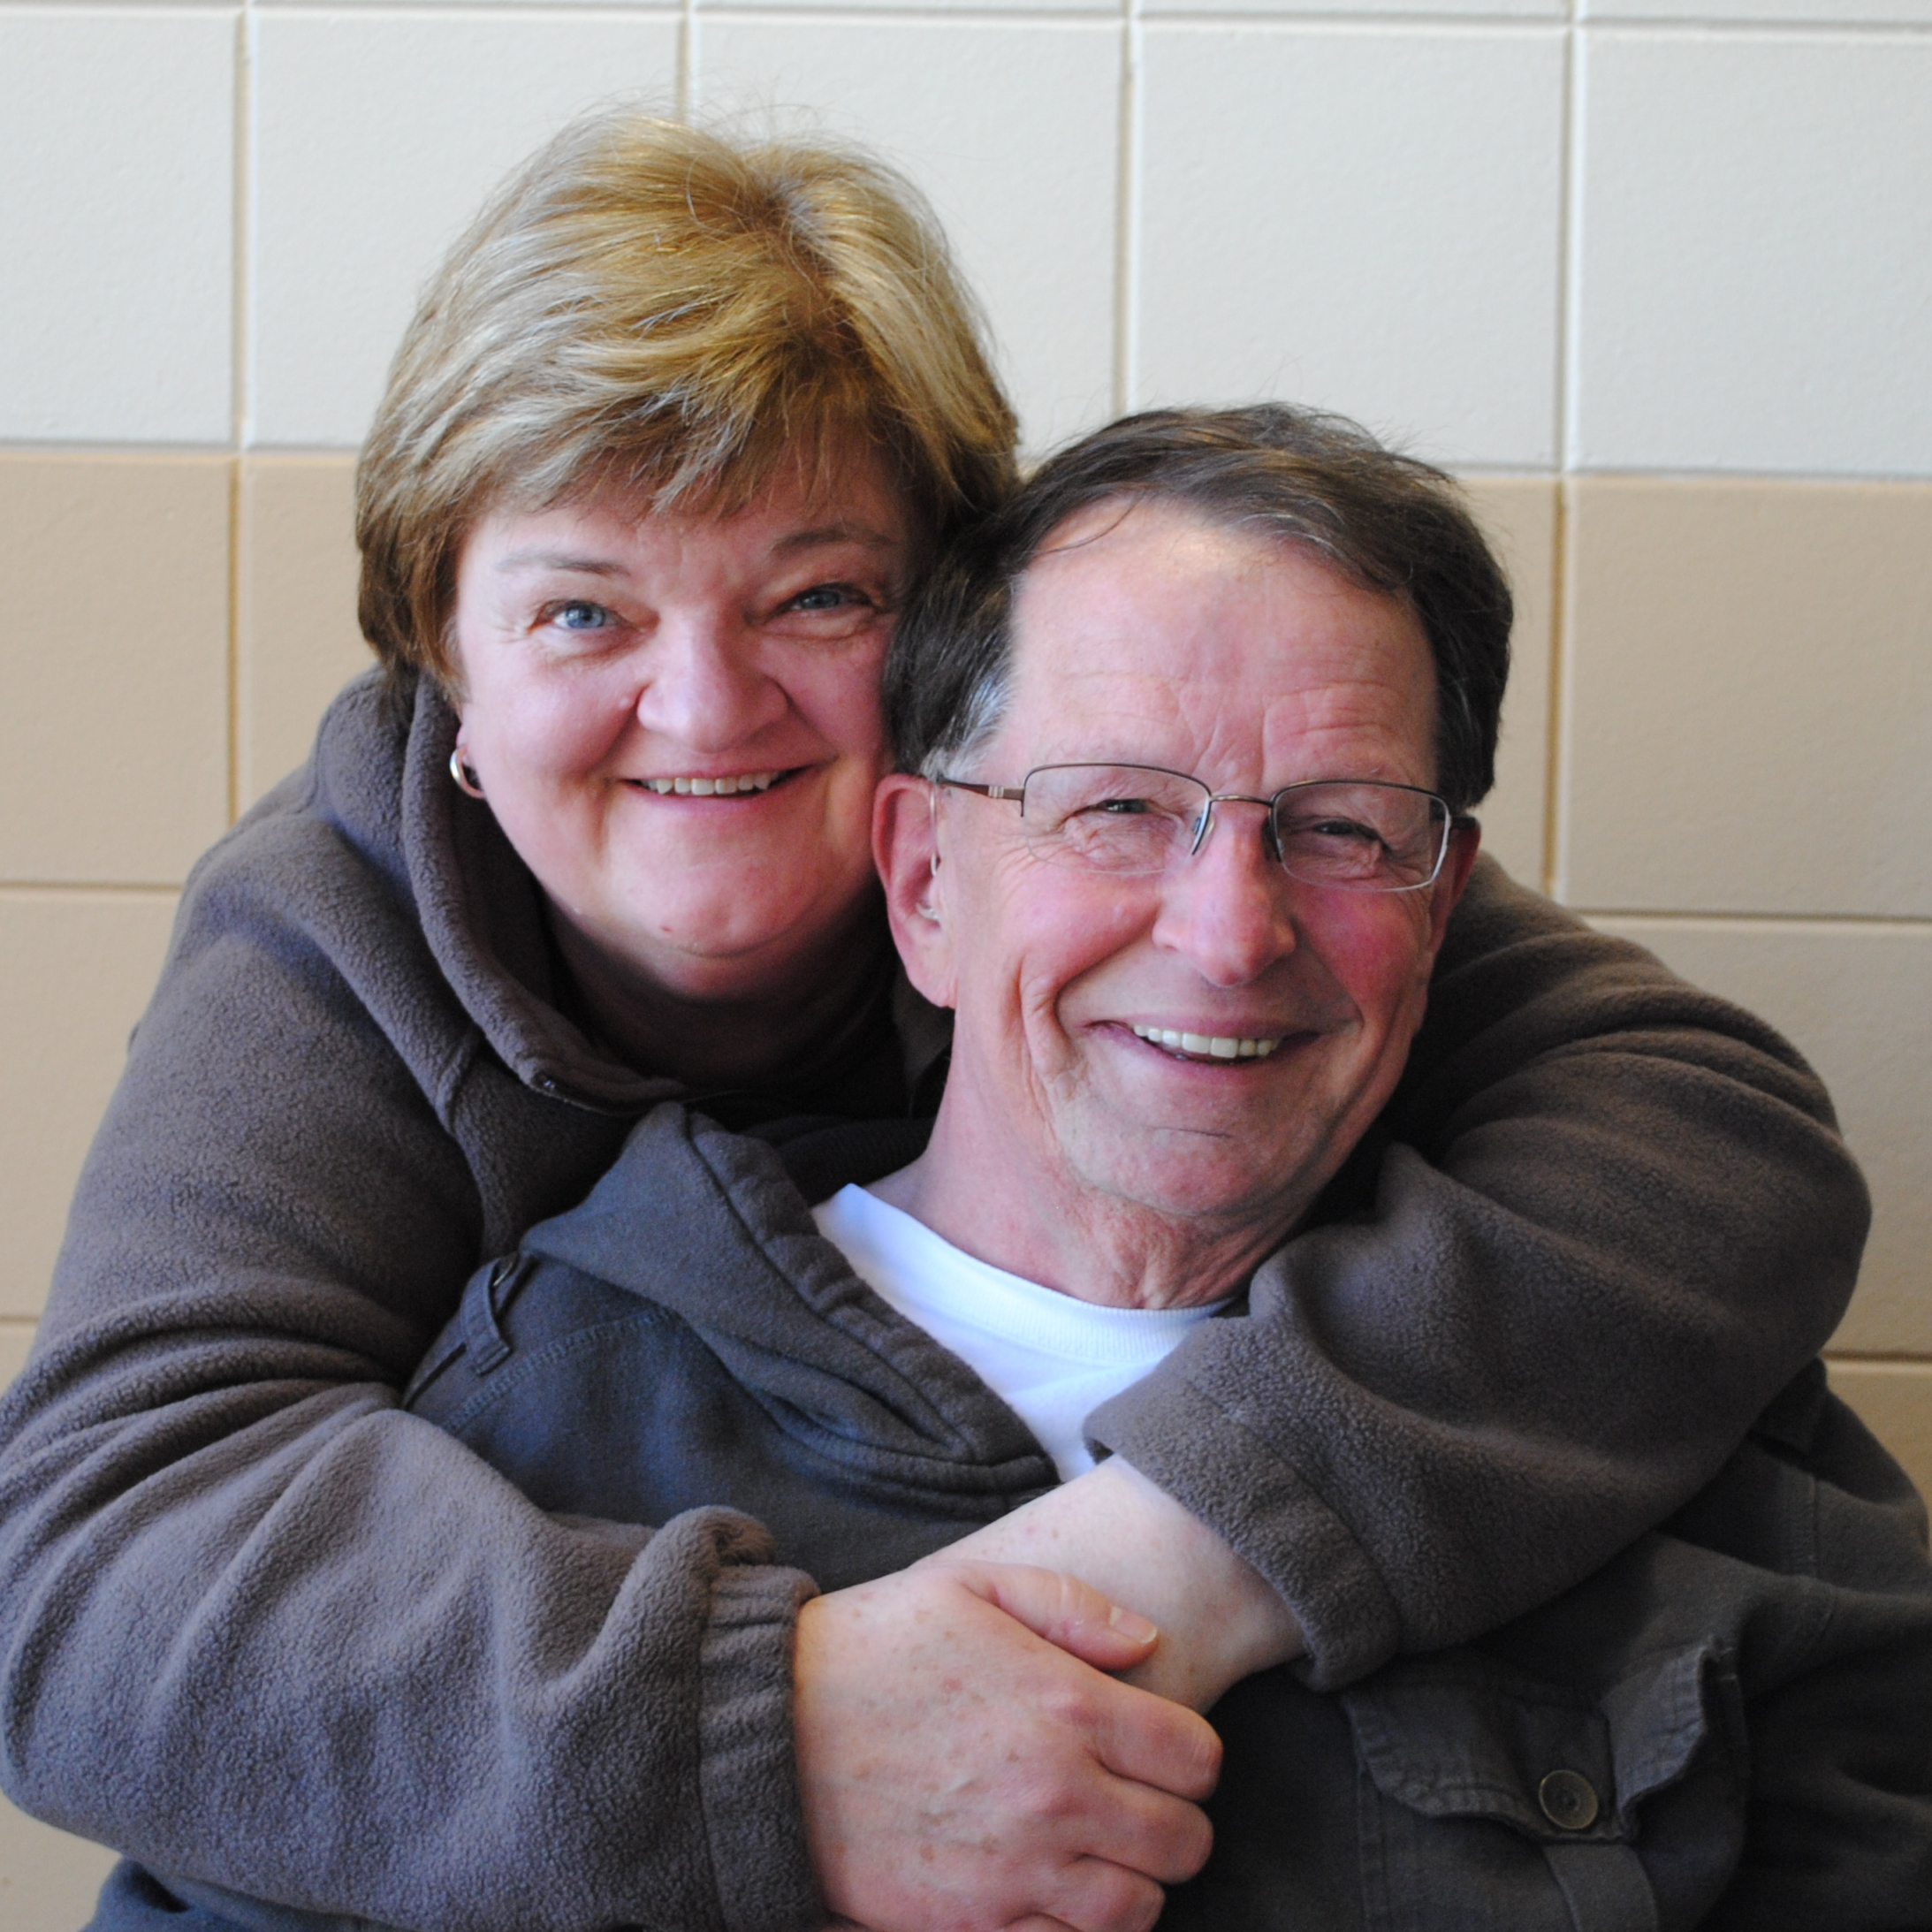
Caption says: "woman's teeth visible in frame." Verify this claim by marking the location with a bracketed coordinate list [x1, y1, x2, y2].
[641, 772, 781, 796]
[1130, 1025, 1282, 1061]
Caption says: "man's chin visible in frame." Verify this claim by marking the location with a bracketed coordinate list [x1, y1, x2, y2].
[1068, 1127, 1321, 1229]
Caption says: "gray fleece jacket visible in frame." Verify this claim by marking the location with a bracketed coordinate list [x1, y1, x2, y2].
[0, 669, 1871, 1932]
[391, 1104, 1930, 1931]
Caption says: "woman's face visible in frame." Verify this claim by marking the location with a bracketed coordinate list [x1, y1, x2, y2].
[448, 454, 913, 1004]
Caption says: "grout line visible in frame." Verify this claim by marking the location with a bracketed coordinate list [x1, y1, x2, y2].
[1574, 907, 1932, 932]
[231, 8, 250, 452]
[1111, 0, 1139, 419]
[0, 883, 186, 900]
[1540, 0, 1576, 896]
[1557, 4, 1586, 472]
[1824, 1353, 1932, 1369]
[1540, 478, 1566, 897]
[229, 8, 251, 825]
[227, 460, 242, 825]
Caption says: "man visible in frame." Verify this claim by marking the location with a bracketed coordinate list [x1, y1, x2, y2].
[410, 405, 1928, 1927]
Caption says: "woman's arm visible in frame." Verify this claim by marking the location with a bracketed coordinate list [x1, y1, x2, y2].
[0, 824, 830, 1930]
[1064, 856, 1869, 1692]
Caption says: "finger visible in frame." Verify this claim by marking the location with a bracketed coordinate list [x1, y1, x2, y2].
[1090, 1678, 1223, 1802]
[1036, 1856, 1168, 1932]
[938, 1560, 1161, 1672]
[1076, 1775, 1215, 1886]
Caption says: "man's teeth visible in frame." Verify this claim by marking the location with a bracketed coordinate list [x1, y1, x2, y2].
[642, 772, 780, 796]
[1130, 1025, 1282, 1061]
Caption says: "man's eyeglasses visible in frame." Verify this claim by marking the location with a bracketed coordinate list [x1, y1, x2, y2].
[936, 764, 1464, 893]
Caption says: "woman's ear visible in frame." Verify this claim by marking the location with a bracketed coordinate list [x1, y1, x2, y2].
[873, 774, 956, 1009]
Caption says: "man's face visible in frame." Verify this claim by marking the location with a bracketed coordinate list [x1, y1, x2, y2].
[893, 497, 1478, 1238]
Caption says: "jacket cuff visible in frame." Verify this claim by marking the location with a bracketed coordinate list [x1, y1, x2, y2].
[697, 1557, 823, 1932]
[1087, 1369, 1403, 1692]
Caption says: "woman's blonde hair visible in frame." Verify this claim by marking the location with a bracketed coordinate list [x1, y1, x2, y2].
[355, 109, 1019, 686]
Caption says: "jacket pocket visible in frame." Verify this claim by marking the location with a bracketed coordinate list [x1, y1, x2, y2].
[1341, 1637, 1746, 1931]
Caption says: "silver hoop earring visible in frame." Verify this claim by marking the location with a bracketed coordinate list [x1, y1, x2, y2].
[449, 748, 486, 800]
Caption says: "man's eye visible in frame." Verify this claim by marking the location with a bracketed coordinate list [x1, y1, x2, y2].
[1090, 797, 1157, 817]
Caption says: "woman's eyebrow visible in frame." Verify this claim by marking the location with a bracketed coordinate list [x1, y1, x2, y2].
[771, 521, 900, 556]
[494, 551, 628, 576]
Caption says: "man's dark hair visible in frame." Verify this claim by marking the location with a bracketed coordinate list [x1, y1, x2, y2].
[884, 404, 1513, 814]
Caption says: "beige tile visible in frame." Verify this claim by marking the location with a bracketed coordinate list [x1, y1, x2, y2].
[1560, 477, 1932, 917]
[1590, 917, 1932, 1357]
[0, 1791, 117, 1932]
[0, 892, 180, 1320]
[0, 456, 232, 886]
[1827, 1360, 1932, 1509]
[1459, 476, 1555, 891]
[0, 1320, 33, 1393]
[239, 455, 375, 806]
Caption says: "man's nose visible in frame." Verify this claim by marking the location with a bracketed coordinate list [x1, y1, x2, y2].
[632, 613, 787, 749]
[1148, 799, 1297, 985]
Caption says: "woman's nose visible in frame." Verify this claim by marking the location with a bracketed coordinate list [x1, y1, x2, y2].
[1150, 799, 1298, 986]
[631, 612, 787, 749]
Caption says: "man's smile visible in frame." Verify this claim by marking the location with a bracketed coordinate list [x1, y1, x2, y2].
[1127, 1023, 1286, 1062]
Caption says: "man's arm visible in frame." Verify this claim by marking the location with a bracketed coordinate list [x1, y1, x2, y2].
[935, 1458, 1302, 1711]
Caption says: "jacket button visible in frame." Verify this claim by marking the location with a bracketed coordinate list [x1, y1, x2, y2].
[1538, 1768, 1601, 1831]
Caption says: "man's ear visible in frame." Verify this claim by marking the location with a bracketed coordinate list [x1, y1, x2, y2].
[1424, 820, 1483, 959]
[873, 774, 957, 1009]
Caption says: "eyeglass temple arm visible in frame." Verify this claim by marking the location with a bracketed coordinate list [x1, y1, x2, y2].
[934, 779, 1028, 802]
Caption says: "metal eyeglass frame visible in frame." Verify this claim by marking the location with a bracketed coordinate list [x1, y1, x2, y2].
[935, 764, 1473, 893]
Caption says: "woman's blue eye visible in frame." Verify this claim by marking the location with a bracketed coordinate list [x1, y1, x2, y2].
[552, 601, 612, 631]
[790, 583, 857, 612]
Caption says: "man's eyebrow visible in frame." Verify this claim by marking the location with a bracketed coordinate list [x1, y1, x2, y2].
[494, 551, 628, 577]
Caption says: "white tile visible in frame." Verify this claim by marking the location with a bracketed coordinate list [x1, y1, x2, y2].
[695, 18, 1120, 455]
[1135, 25, 1566, 470]
[1590, 918, 1932, 1358]
[1571, 31, 1932, 475]
[0, 893, 180, 1321]
[248, 11, 681, 449]
[0, 11, 234, 444]
[0, 1790, 117, 1932]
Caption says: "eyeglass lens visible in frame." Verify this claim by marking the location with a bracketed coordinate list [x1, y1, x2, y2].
[1017, 764, 1448, 891]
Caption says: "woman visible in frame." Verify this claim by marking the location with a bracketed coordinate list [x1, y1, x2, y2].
[0, 110, 1866, 1932]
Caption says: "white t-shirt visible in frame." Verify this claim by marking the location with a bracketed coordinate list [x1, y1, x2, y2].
[811, 1183, 1228, 1480]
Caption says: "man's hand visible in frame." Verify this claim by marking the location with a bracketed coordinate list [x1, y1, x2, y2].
[793, 1561, 1221, 1932]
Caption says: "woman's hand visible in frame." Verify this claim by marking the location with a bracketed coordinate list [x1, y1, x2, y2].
[793, 1561, 1221, 1932]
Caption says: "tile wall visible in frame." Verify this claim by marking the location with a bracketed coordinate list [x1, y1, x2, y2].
[2, 0, 1928, 1913]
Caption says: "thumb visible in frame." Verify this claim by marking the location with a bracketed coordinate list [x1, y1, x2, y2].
[934, 1560, 1161, 1672]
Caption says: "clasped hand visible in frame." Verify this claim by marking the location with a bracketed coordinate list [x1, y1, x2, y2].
[794, 1561, 1222, 1932]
